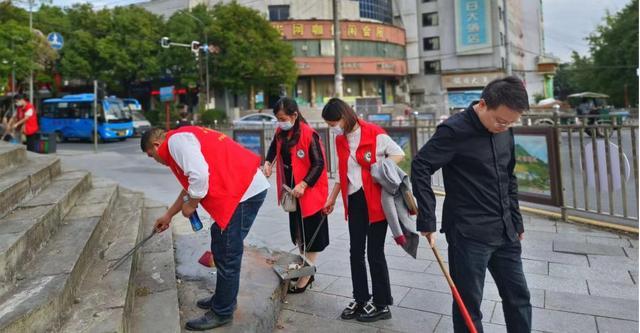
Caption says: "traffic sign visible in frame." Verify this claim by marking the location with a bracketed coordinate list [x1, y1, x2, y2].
[47, 32, 64, 50]
[159, 86, 174, 102]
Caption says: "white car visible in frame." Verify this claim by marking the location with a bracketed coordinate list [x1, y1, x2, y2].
[131, 110, 152, 136]
[232, 113, 277, 128]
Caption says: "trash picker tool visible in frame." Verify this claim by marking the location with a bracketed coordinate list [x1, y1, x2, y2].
[102, 230, 157, 279]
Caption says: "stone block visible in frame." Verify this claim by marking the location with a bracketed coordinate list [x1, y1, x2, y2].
[553, 240, 626, 256]
[545, 291, 638, 320]
[596, 317, 639, 333]
[492, 306, 598, 333]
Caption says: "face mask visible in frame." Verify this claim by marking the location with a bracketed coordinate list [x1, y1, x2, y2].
[277, 121, 294, 131]
[330, 124, 344, 135]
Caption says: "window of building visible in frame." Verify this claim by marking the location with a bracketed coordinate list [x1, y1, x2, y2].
[359, 0, 393, 24]
[424, 60, 440, 74]
[268, 5, 289, 21]
[422, 12, 438, 26]
[423, 37, 440, 51]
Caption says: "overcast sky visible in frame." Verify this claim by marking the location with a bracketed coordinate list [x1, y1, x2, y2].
[48, 0, 633, 62]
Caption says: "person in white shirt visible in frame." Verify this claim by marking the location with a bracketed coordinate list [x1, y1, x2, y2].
[321, 98, 404, 323]
[141, 126, 269, 331]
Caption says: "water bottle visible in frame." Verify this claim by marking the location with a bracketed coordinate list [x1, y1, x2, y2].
[183, 195, 203, 232]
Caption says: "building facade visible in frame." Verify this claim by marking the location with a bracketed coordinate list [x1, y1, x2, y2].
[399, 0, 550, 115]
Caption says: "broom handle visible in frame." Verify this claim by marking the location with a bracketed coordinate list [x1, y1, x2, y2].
[430, 244, 478, 333]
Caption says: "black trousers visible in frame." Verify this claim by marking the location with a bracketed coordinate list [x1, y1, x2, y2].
[447, 230, 532, 333]
[348, 189, 393, 306]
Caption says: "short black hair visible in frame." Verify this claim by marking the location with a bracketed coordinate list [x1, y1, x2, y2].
[13, 94, 26, 101]
[140, 127, 166, 152]
[481, 76, 529, 112]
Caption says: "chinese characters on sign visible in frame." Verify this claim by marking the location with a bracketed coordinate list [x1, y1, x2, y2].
[441, 72, 504, 89]
[271, 21, 390, 41]
[454, 0, 492, 54]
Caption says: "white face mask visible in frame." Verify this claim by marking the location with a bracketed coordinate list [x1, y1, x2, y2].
[277, 121, 294, 131]
[330, 124, 344, 135]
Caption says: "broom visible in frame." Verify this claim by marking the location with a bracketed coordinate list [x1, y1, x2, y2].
[428, 238, 478, 333]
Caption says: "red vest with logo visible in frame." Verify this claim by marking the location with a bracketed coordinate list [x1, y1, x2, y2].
[157, 126, 261, 230]
[336, 120, 386, 223]
[17, 102, 39, 135]
[275, 122, 329, 218]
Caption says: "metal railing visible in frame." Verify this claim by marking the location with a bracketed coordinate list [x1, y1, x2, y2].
[212, 113, 639, 224]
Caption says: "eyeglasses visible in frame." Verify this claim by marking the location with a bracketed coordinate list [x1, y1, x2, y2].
[494, 116, 518, 128]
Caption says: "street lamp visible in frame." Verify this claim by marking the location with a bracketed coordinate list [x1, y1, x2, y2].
[183, 11, 210, 113]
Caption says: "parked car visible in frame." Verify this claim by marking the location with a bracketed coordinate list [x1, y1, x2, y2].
[131, 110, 152, 136]
[232, 113, 277, 128]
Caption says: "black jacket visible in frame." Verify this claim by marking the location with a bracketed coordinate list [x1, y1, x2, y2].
[410, 103, 523, 244]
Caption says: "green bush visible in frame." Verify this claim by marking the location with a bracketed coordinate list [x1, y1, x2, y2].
[200, 109, 227, 126]
[146, 106, 182, 127]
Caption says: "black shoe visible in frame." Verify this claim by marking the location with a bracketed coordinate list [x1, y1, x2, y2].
[196, 295, 214, 310]
[340, 300, 365, 320]
[185, 311, 232, 331]
[288, 275, 314, 294]
[356, 303, 391, 322]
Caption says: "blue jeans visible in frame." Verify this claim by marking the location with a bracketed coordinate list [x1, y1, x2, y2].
[210, 190, 267, 317]
[447, 230, 532, 333]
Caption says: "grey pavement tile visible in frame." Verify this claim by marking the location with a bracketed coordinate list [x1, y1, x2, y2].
[521, 238, 554, 251]
[398, 288, 496, 321]
[587, 280, 638, 300]
[363, 305, 442, 333]
[588, 254, 639, 273]
[388, 269, 450, 293]
[385, 255, 432, 273]
[631, 272, 638, 284]
[434, 316, 534, 333]
[595, 317, 639, 333]
[545, 291, 638, 321]
[549, 262, 635, 284]
[521, 247, 589, 266]
[321, 276, 411, 305]
[482, 284, 545, 308]
[283, 288, 351, 320]
[623, 247, 639, 260]
[313, 248, 350, 266]
[277, 309, 379, 333]
[492, 306, 598, 333]
[521, 259, 549, 275]
[316, 260, 352, 278]
[308, 273, 340, 292]
[629, 238, 639, 248]
[553, 240, 626, 256]
[586, 236, 632, 248]
[556, 223, 621, 238]
[524, 273, 589, 294]
[523, 219, 557, 233]
[523, 229, 588, 242]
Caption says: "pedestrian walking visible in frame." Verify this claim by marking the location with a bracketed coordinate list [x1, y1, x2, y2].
[411, 76, 532, 333]
[140, 126, 270, 331]
[263, 97, 330, 293]
[321, 98, 404, 322]
[11, 94, 39, 146]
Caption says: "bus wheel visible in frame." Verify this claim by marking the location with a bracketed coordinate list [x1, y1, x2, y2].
[118, 138, 126, 142]
[55, 132, 65, 143]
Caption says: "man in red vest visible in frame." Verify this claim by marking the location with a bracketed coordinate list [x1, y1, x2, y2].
[141, 126, 269, 331]
[12, 94, 39, 146]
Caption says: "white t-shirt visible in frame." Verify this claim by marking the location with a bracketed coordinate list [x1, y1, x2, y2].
[167, 132, 270, 201]
[337, 126, 405, 195]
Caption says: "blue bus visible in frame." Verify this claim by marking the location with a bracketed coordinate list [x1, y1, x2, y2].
[41, 94, 134, 142]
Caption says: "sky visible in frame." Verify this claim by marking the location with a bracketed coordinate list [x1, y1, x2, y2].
[48, 0, 633, 63]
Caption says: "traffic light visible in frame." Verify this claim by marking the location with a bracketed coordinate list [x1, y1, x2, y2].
[191, 41, 200, 53]
[160, 37, 170, 48]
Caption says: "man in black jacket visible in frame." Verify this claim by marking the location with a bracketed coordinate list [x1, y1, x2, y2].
[411, 76, 532, 333]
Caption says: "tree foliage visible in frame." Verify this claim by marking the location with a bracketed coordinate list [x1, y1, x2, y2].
[559, 0, 638, 107]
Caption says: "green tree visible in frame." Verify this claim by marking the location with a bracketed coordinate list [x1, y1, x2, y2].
[570, 0, 638, 106]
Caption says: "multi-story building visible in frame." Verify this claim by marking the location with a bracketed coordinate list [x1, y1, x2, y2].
[399, 0, 553, 114]
[138, 0, 553, 115]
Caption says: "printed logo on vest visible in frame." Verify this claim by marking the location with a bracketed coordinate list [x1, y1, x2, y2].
[364, 151, 372, 163]
[296, 149, 305, 158]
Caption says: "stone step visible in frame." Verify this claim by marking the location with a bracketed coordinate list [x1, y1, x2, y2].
[0, 154, 61, 219]
[0, 170, 91, 285]
[0, 182, 119, 333]
[0, 144, 26, 171]
[129, 199, 181, 333]
[58, 189, 145, 333]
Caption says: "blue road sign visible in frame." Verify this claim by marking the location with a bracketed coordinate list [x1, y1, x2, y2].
[159, 86, 174, 102]
[47, 32, 64, 50]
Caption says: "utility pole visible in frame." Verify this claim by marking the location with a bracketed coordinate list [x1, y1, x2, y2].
[29, 0, 34, 103]
[503, 0, 512, 76]
[333, 0, 343, 98]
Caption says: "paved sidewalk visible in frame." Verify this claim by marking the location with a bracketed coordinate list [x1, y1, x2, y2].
[248, 179, 639, 333]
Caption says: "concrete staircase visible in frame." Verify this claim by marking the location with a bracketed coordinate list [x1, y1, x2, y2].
[0, 143, 180, 333]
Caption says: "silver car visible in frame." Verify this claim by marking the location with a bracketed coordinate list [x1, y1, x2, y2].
[232, 113, 277, 128]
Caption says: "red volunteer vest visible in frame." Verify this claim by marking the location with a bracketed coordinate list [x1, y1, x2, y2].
[275, 122, 329, 218]
[336, 120, 386, 223]
[17, 102, 39, 135]
[157, 126, 261, 230]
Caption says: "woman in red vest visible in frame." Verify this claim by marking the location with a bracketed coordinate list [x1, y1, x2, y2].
[264, 97, 329, 293]
[321, 98, 404, 323]
[12, 94, 39, 146]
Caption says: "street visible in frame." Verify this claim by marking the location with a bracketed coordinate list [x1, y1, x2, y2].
[53, 138, 639, 333]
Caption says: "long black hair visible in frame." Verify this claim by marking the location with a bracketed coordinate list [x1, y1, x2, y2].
[273, 97, 306, 150]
